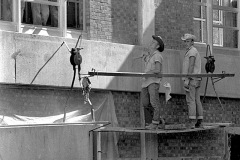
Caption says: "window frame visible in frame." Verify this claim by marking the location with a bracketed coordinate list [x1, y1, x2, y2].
[193, 1, 206, 43]
[0, 0, 86, 38]
[193, 0, 240, 49]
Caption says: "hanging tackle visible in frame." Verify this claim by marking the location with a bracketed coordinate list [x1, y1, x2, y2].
[81, 76, 92, 105]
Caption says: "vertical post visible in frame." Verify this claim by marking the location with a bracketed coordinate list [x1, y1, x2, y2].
[60, 0, 67, 37]
[138, 1, 156, 159]
[0, 0, 1, 20]
[140, 93, 146, 160]
[97, 132, 101, 160]
[82, 0, 86, 31]
[206, 0, 213, 54]
[223, 130, 230, 160]
[14, 59, 16, 83]
[75, 1, 77, 28]
[237, 0, 240, 49]
[13, 0, 21, 32]
[138, 0, 143, 45]
[91, 108, 95, 122]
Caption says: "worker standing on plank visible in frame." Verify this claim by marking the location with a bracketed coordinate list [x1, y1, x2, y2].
[141, 35, 165, 130]
[181, 33, 203, 129]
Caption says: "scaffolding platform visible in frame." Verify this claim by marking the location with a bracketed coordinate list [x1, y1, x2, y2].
[94, 123, 231, 134]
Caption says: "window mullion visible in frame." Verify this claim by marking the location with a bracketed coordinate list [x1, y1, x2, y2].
[83, 0, 86, 31]
[23, 0, 59, 6]
[206, 0, 213, 53]
[201, 4, 203, 43]
[13, 0, 21, 32]
[238, 1, 240, 49]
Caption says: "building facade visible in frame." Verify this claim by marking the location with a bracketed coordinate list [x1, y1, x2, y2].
[0, 0, 240, 159]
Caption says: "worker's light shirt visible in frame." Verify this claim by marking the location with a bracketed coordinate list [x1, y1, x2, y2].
[142, 50, 163, 88]
[182, 46, 201, 80]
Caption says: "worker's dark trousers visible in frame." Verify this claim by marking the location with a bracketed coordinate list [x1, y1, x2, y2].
[141, 83, 161, 123]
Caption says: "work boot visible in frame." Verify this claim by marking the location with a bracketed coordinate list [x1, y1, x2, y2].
[195, 119, 203, 128]
[159, 118, 165, 124]
[186, 119, 195, 129]
[158, 118, 165, 129]
[145, 121, 159, 130]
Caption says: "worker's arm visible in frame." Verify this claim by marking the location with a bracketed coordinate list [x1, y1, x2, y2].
[184, 56, 196, 87]
[146, 61, 162, 74]
[188, 56, 196, 74]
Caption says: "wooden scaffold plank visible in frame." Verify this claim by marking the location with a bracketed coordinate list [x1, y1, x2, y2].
[93, 123, 232, 134]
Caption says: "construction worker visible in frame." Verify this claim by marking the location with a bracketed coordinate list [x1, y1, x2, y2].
[181, 33, 203, 129]
[141, 35, 165, 130]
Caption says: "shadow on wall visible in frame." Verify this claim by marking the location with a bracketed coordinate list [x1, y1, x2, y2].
[104, 0, 184, 93]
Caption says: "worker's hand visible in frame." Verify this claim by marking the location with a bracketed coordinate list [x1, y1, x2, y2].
[142, 47, 150, 58]
[142, 52, 149, 60]
[184, 79, 190, 87]
[143, 46, 150, 53]
[144, 71, 151, 78]
[183, 79, 190, 92]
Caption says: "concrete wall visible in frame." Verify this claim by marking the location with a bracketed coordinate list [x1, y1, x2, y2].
[0, 31, 239, 98]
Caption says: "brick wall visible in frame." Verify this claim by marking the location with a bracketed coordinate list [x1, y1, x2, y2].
[113, 92, 240, 159]
[88, 0, 195, 47]
[113, 92, 141, 159]
[158, 129, 225, 158]
[89, 0, 138, 45]
[155, 0, 194, 50]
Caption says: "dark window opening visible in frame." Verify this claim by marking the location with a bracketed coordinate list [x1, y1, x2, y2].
[229, 134, 240, 160]
[0, 0, 12, 21]
[21, 2, 58, 27]
[67, 0, 83, 30]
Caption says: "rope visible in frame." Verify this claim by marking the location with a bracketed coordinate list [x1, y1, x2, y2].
[30, 42, 65, 84]
[63, 66, 77, 122]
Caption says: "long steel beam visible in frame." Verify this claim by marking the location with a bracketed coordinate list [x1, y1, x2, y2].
[88, 71, 235, 78]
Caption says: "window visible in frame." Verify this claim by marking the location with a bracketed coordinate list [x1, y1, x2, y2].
[193, 0, 207, 43]
[194, 0, 239, 48]
[0, 0, 13, 22]
[67, 0, 84, 30]
[22, 0, 58, 27]
[0, 0, 86, 37]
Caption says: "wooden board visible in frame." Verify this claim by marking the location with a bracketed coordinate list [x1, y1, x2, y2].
[94, 123, 231, 134]
[164, 123, 186, 130]
[88, 71, 235, 78]
[131, 124, 186, 130]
